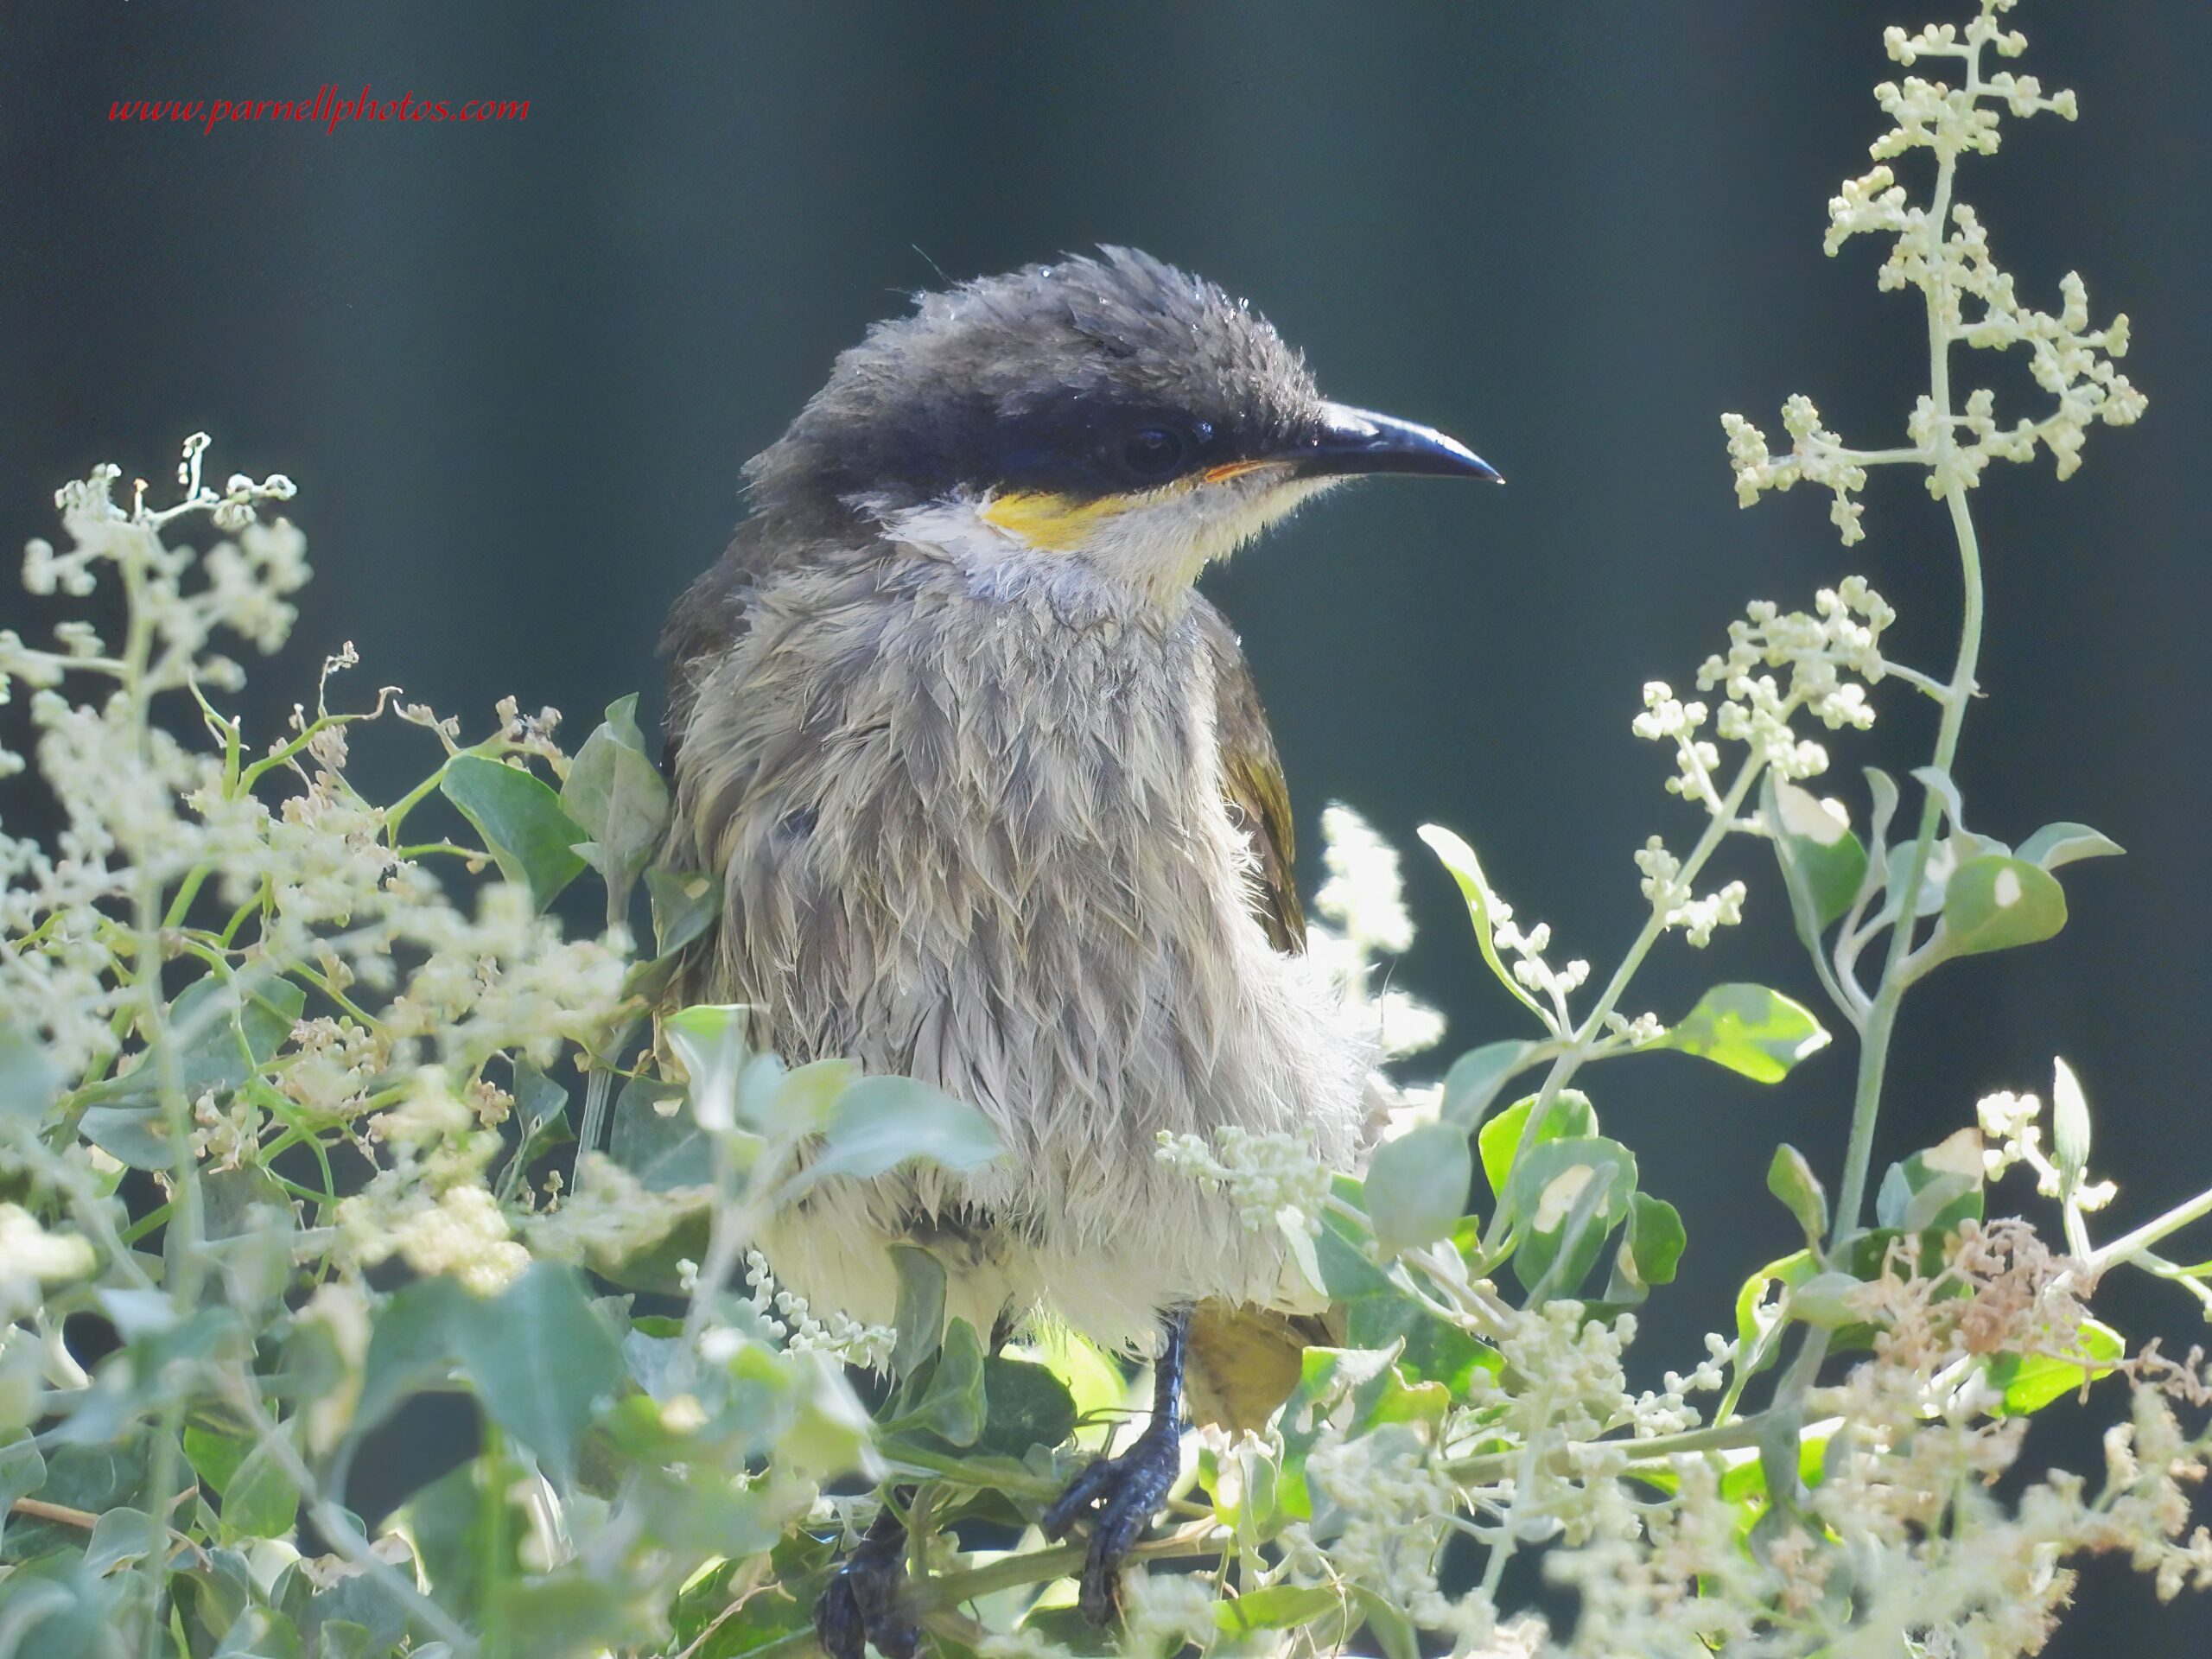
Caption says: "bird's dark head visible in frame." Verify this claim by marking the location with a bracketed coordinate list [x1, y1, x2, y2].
[747, 247, 1497, 600]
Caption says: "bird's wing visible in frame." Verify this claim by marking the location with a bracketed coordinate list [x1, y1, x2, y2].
[658, 530, 762, 783]
[1193, 596, 1305, 954]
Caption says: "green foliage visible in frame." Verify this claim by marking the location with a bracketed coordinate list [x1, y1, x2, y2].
[1657, 983, 1832, 1084]
[3, 10, 2209, 1656]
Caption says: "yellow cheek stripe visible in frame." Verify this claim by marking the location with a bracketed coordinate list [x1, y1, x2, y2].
[978, 490, 1135, 552]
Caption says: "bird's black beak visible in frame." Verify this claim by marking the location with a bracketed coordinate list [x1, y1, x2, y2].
[1286, 402, 1502, 483]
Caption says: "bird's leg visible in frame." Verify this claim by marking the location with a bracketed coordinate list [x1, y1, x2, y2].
[1042, 1307, 1191, 1624]
[813, 1491, 922, 1659]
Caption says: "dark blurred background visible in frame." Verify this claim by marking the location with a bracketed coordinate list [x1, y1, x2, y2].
[4, 3, 2208, 1649]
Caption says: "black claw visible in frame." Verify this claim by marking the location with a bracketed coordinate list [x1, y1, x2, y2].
[814, 1507, 920, 1659]
[1041, 1311, 1192, 1625]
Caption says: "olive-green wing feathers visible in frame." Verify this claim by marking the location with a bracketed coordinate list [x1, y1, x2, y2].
[1193, 597, 1305, 955]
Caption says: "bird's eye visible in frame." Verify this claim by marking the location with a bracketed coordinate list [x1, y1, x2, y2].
[1120, 425, 1189, 481]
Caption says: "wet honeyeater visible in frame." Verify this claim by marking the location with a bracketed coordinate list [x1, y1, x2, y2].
[659, 247, 1497, 1653]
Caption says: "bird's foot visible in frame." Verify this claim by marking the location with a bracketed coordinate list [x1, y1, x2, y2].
[814, 1513, 921, 1659]
[1041, 1419, 1182, 1624]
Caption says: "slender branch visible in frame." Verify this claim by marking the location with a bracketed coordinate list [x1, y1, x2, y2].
[2088, 1185, 2212, 1274]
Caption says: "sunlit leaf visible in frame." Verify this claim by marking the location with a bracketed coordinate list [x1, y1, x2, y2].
[1365, 1122, 1471, 1256]
[440, 753, 588, 912]
[1626, 1192, 1686, 1286]
[1767, 1144, 1829, 1248]
[1942, 855, 2067, 957]
[2016, 821, 2124, 872]
[1416, 825, 1551, 1027]
[807, 1077, 1003, 1183]
[1875, 1129, 1985, 1237]
[1504, 1136, 1636, 1299]
[2051, 1057, 2092, 1192]
[1478, 1091, 1595, 1200]
[1659, 983, 1831, 1084]
[1436, 1039, 1540, 1131]
[1217, 1585, 1341, 1633]
[1770, 778, 1869, 928]
[1986, 1319, 2126, 1416]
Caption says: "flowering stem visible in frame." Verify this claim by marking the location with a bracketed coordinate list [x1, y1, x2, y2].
[1830, 138, 1987, 1248]
[1488, 753, 1767, 1238]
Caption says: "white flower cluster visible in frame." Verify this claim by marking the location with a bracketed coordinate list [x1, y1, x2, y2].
[1632, 836, 1744, 950]
[1724, 0, 2139, 537]
[739, 1249, 896, 1369]
[1297, 1427, 1492, 1640]
[0, 1203, 97, 1321]
[337, 1067, 531, 1295]
[1978, 1084, 2115, 1212]
[1155, 1125, 1333, 1235]
[1309, 804, 1445, 1060]
[1628, 582, 1896, 949]
[1490, 905, 1592, 1019]
[1315, 803, 1414, 956]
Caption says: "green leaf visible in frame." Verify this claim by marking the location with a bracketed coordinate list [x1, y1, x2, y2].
[1986, 1319, 2126, 1415]
[1625, 1192, 1686, 1287]
[607, 1072, 709, 1192]
[354, 1275, 468, 1436]
[1733, 1249, 1817, 1388]
[449, 1263, 625, 1489]
[1416, 825, 1550, 1026]
[1364, 1122, 1471, 1256]
[0, 1021, 60, 1124]
[77, 975, 304, 1116]
[2016, 821, 2125, 871]
[1785, 1269, 1869, 1330]
[1911, 765, 1969, 836]
[646, 868, 721, 960]
[1874, 1129, 1985, 1238]
[440, 753, 588, 912]
[2050, 1057, 2092, 1192]
[976, 1357, 1077, 1458]
[561, 695, 672, 893]
[0, 1440, 47, 1550]
[1353, 1588, 1421, 1659]
[77, 1104, 177, 1171]
[1864, 766, 1901, 850]
[80, 1506, 156, 1576]
[1505, 1135, 1636, 1298]
[502, 1059, 574, 1188]
[887, 1245, 947, 1378]
[1767, 1145, 1829, 1248]
[663, 1003, 754, 1133]
[899, 1319, 987, 1446]
[1658, 983, 1831, 1084]
[1217, 1584, 1340, 1633]
[1941, 855, 2067, 957]
[215, 1440, 300, 1541]
[1478, 1091, 1595, 1200]
[1436, 1040, 1539, 1131]
[807, 1077, 1003, 1183]
[1770, 779, 1869, 928]
[4, 1436, 154, 1563]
